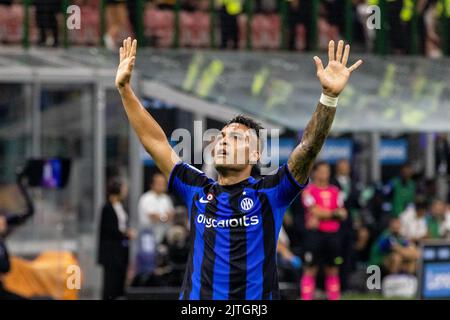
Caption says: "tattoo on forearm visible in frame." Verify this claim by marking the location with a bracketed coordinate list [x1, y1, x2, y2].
[288, 103, 336, 184]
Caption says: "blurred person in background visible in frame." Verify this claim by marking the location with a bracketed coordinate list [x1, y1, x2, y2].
[160, 216, 190, 286]
[133, 214, 189, 287]
[287, 0, 311, 51]
[367, 0, 414, 54]
[0, 171, 34, 300]
[300, 161, 348, 300]
[331, 158, 364, 228]
[435, 133, 450, 201]
[416, 0, 432, 54]
[331, 159, 353, 202]
[98, 178, 136, 300]
[423, 0, 444, 57]
[387, 0, 410, 54]
[277, 226, 302, 284]
[219, 0, 243, 49]
[399, 196, 429, 244]
[426, 198, 450, 239]
[386, 163, 416, 217]
[104, 0, 130, 50]
[331, 158, 364, 292]
[369, 217, 420, 276]
[434, 0, 450, 56]
[321, 0, 343, 42]
[35, 0, 60, 47]
[126, 0, 137, 36]
[137, 172, 174, 244]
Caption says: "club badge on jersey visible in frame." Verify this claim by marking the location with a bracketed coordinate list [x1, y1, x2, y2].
[240, 197, 254, 212]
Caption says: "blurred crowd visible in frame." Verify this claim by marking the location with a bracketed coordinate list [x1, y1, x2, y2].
[0, 0, 448, 57]
[97, 134, 450, 299]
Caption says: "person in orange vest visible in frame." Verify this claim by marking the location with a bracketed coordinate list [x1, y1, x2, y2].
[219, 0, 243, 49]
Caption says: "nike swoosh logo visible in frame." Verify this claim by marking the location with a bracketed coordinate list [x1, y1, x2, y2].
[199, 197, 209, 204]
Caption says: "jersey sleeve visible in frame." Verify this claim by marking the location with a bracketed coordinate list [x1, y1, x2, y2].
[258, 164, 309, 208]
[168, 162, 212, 206]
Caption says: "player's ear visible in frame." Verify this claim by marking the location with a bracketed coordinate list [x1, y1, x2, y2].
[249, 149, 260, 164]
[247, 130, 260, 165]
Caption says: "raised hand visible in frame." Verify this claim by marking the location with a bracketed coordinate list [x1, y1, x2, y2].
[313, 40, 363, 98]
[116, 37, 137, 90]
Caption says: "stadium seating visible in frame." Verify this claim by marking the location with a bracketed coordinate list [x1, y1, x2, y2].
[144, 8, 174, 48]
[239, 14, 281, 50]
[180, 11, 210, 48]
[69, 6, 100, 46]
[0, 4, 38, 44]
[295, 24, 307, 51]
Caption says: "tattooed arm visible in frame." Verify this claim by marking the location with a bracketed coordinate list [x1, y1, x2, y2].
[288, 40, 363, 184]
[288, 103, 336, 184]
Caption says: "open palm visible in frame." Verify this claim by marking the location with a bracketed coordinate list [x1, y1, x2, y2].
[116, 37, 137, 89]
[314, 40, 363, 98]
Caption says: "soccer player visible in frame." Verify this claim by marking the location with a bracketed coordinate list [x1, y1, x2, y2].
[115, 37, 362, 300]
[300, 161, 348, 300]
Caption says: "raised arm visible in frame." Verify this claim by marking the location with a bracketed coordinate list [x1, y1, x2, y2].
[288, 40, 363, 184]
[116, 38, 180, 179]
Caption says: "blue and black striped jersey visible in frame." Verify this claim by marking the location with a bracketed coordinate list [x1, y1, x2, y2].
[168, 162, 307, 300]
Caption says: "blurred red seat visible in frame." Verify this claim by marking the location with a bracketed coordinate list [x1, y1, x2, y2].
[295, 24, 306, 51]
[181, 11, 210, 47]
[69, 6, 100, 46]
[318, 17, 339, 50]
[180, 11, 194, 47]
[238, 14, 247, 48]
[4, 4, 38, 44]
[145, 8, 174, 48]
[0, 5, 7, 42]
[251, 14, 280, 50]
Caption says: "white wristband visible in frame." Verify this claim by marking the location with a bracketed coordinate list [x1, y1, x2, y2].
[320, 93, 338, 108]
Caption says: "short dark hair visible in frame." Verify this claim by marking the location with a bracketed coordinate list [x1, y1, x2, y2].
[389, 216, 400, 223]
[414, 196, 428, 210]
[401, 162, 412, 170]
[151, 171, 165, 184]
[312, 160, 329, 172]
[107, 177, 122, 197]
[226, 115, 263, 139]
[336, 158, 349, 165]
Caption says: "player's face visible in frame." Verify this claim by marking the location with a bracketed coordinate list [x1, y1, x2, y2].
[212, 123, 259, 172]
[313, 164, 330, 184]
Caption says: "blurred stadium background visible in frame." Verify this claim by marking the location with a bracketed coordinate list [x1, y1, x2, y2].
[0, 0, 449, 300]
